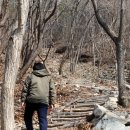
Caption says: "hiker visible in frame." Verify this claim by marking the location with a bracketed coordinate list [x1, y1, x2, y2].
[21, 62, 56, 130]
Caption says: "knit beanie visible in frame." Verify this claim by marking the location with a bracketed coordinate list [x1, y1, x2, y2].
[33, 63, 45, 70]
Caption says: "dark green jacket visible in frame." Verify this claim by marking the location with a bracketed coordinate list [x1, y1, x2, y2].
[21, 69, 56, 105]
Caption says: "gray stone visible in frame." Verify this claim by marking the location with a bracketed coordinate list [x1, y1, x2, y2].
[92, 105, 130, 130]
[105, 97, 118, 110]
[92, 116, 126, 130]
[125, 127, 130, 130]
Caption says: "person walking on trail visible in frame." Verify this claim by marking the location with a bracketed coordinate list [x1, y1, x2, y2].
[21, 62, 56, 130]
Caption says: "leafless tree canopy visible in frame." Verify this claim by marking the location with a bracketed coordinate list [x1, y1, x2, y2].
[1, 1, 130, 129]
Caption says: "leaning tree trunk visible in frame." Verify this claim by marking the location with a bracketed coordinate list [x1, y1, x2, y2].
[1, 0, 29, 129]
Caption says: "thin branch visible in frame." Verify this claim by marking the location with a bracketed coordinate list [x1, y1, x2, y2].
[44, 0, 57, 24]
[38, 45, 52, 63]
[91, 0, 118, 43]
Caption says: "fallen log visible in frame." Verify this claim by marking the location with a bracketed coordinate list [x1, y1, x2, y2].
[55, 98, 82, 112]
[52, 111, 91, 116]
[48, 128, 58, 130]
[88, 95, 109, 101]
[52, 114, 88, 118]
[63, 107, 94, 112]
[48, 123, 64, 128]
[59, 122, 79, 129]
[59, 120, 91, 129]
[52, 117, 86, 121]
[73, 101, 105, 108]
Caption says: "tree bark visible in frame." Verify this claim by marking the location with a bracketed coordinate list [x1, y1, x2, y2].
[1, 0, 29, 129]
[91, 0, 129, 107]
[18, 0, 57, 81]
[116, 42, 126, 106]
[1, 36, 23, 130]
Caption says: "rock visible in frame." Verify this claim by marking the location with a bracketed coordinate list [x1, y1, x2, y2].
[55, 45, 67, 54]
[125, 84, 130, 90]
[125, 127, 130, 130]
[125, 62, 130, 70]
[115, 111, 129, 119]
[105, 97, 118, 110]
[78, 54, 93, 63]
[91, 105, 129, 130]
[91, 86, 111, 95]
[92, 116, 127, 130]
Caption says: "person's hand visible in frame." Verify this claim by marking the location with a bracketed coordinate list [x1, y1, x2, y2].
[48, 104, 55, 114]
[21, 102, 26, 110]
[50, 104, 55, 109]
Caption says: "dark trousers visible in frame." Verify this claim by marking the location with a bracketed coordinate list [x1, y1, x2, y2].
[24, 102, 48, 130]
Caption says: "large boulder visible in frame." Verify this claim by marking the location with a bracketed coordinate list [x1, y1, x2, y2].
[92, 115, 129, 130]
[55, 45, 67, 54]
[90, 105, 130, 130]
[78, 54, 93, 63]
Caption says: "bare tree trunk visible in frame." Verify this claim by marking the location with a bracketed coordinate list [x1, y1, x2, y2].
[1, 36, 23, 130]
[91, 0, 129, 107]
[1, 0, 29, 129]
[116, 43, 126, 106]
[59, 54, 68, 75]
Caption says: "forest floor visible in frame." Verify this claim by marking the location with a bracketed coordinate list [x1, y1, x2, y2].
[1, 50, 130, 130]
